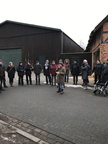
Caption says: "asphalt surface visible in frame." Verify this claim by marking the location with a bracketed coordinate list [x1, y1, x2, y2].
[0, 73, 108, 144]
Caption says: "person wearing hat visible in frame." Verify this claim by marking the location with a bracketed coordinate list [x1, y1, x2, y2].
[56, 61, 66, 94]
[34, 61, 42, 85]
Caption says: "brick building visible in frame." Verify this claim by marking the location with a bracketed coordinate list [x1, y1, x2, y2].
[86, 15, 108, 68]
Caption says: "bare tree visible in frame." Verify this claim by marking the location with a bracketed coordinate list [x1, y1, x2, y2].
[79, 40, 86, 50]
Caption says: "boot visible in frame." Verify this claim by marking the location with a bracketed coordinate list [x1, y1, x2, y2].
[10, 82, 12, 87]
[84, 85, 88, 90]
[60, 89, 64, 94]
[57, 88, 60, 93]
[11, 83, 13, 87]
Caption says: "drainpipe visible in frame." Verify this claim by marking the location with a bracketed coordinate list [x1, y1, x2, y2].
[61, 32, 63, 53]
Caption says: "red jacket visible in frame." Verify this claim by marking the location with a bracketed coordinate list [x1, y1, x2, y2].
[50, 64, 57, 76]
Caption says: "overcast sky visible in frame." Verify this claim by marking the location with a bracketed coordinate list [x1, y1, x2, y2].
[0, 0, 108, 48]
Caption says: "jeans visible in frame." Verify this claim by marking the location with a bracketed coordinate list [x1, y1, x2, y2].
[36, 74, 40, 84]
[58, 83, 65, 90]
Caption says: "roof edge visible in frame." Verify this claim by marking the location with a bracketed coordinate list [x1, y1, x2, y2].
[0, 20, 62, 32]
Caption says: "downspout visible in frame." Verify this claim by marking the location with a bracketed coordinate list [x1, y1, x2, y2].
[61, 31, 63, 53]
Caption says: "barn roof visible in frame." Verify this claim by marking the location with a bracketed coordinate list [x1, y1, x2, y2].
[86, 15, 108, 51]
[0, 20, 83, 50]
[0, 20, 62, 32]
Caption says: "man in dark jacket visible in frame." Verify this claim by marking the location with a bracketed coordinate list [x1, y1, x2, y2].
[34, 61, 42, 85]
[25, 62, 33, 85]
[92, 60, 103, 84]
[71, 61, 80, 85]
[17, 62, 24, 85]
[102, 59, 108, 83]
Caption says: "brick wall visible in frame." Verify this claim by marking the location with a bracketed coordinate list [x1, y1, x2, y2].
[100, 44, 108, 62]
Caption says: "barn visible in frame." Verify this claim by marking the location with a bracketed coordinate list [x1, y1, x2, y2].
[0, 20, 83, 67]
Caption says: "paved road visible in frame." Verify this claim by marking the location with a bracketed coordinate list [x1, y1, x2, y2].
[0, 75, 108, 144]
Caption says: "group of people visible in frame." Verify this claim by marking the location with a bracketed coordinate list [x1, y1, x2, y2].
[0, 58, 108, 94]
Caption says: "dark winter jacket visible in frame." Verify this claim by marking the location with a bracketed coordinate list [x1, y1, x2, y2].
[81, 63, 90, 80]
[43, 64, 50, 76]
[17, 65, 24, 76]
[102, 63, 108, 82]
[92, 63, 103, 75]
[0, 64, 4, 78]
[34, 64, 42, 74]
[25, 64, 33, 76]
[7, 66, 15, 78]
[71, 63, 80, 76]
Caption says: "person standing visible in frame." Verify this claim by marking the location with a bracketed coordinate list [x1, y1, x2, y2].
[17, 62, 24, 85]
[92, 60, 103, 84]
[81, 59, 91, 89]
[0, 61, 4, 92]
[7, 62, 15, 87]
[71, 61, 80, 85]
[50, 60, 57, 86]
[102, 59, 108, 83]
[64, 59, 70, 83]
[25, 62, 33, 85]
[43, 60, 51, 85]
[34, 61, 42, 85]
[56, 62, 66, 94]
[2, 63, 8, 88]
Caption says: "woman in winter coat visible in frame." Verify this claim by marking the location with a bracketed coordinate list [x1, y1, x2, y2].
[17, 62, 24, 85]
[25, 62, 33, 85]
[50, 60, 57, 86]
[7, 62, 15, 87]
[34, 61, 42, 85]
[71, 61, 80, 85]
[64, 59, 70, 83]
[92, 60, 103, 84]
[56, 62, 66, 94]
[81, 59, 91, 89]
[43, 60, 51, 85]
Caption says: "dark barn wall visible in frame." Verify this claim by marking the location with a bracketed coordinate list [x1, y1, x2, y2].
[22, 31, 61, 66]
[60, 52, 92, 68]
[0, 22, 62, 66]
[63, 33, 84, 53]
